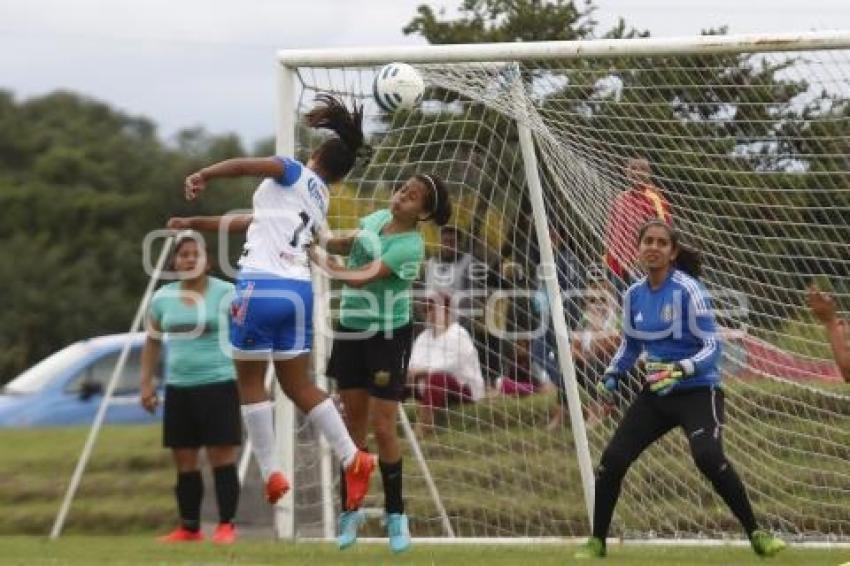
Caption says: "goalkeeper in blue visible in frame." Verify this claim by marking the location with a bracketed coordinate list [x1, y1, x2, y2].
[576, 220, 785, 559]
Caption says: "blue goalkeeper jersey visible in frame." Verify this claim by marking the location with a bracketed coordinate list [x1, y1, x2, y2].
[607, 268, 721, 391]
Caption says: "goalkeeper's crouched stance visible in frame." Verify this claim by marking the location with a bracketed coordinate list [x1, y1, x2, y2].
[576, 221, 786, 559]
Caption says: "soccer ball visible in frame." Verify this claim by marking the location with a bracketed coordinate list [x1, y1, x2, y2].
[372, 63, 424, 112]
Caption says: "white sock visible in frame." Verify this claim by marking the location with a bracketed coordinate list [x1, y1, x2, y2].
[241, 400, 278, 480]
[307, 398, 358, 468]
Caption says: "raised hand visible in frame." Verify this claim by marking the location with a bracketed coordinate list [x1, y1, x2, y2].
[184, 172, 206, 201]
[806, 284, 837, 324]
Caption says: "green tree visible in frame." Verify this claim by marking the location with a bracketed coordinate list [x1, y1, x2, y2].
[0, 91, 256, 382]
[403, 0, 595, 44]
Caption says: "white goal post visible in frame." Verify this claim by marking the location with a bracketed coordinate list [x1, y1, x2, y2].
[274, 31, 850, 542]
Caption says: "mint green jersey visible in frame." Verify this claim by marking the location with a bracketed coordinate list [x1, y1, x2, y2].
[149, 277, 235, 387]
[339, 209, 424, 331]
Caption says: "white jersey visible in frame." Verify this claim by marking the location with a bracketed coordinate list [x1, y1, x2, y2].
[239, 157, 329, 280]
[408, 322, 485, 401]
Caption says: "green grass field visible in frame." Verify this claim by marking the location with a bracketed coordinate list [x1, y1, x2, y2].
[0, 425, 174, 535]
[0, 378, 847, 562]
[0, 536, 848, 566]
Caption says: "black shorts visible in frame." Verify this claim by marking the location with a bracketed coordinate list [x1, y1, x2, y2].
[326, 324, 414, 401]
[163, 380, 242, 448]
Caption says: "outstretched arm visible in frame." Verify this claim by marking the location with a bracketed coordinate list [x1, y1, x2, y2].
[167, 214, 253, 233]
[807, 285, 850, 382]
[308, 246, 392, 288]
[184, 157, 284, 201]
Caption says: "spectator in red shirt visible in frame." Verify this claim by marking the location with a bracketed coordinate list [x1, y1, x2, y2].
[604, 157, 672, 284]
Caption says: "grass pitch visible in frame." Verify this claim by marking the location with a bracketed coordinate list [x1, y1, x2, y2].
[0, 536, 848, 565]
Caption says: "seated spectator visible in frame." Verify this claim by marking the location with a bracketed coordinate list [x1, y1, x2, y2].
[806, 284, 850, 382]
[418, 225, 504, 382]
[421, 226, 476, 314]
[494, 252, 548, 398]
[496, 338, 546, 397]
[532, 222, 586, 388]
[408, 293, 485, 437]
[547, 266, 621, 430]
[424, 226, 474, 287]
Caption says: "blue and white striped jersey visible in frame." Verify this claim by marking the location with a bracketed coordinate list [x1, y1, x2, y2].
[607, 268, 721, 391]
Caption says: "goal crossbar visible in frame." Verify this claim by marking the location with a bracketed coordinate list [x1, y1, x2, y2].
[277, 30, 850, 67]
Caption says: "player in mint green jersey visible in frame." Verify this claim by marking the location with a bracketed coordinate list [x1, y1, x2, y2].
[141, 233, 240, 544]
[310, 173, 452, 554]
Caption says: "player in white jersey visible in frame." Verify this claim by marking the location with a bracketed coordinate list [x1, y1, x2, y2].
[180, 95, 376, 509]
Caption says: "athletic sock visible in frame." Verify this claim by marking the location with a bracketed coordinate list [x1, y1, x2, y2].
[241, 400, 278, 480]
[380, 459, 404, 515]
[306, 398, 358, 468]
[213, 464, 239, 524]
[176, 470, 203, 532]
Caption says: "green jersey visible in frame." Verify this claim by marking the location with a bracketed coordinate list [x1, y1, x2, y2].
[149, 276, 235, 387]
[339, 209, 424, 331]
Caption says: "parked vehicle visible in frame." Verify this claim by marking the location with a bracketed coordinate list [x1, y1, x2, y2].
[0, 333, 162, 427]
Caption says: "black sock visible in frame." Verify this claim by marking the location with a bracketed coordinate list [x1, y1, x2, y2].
[339, 462, 348, 512]
[706, 462, 759, 537]
[380, 459, 404, 515]
[213, 464, 239, 525]
[175, 470, 203, 532]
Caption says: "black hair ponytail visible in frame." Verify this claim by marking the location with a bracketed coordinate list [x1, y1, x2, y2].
[674, 244, 702, 279]
[304, 94, 368, 183]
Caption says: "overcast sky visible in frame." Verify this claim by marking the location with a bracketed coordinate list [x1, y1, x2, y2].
[1, 0, 848, 145]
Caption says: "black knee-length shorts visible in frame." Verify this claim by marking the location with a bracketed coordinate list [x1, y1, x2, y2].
[163, 380, 242, 448]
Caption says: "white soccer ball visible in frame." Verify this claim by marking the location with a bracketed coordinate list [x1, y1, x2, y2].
[372, 63, 424, 112]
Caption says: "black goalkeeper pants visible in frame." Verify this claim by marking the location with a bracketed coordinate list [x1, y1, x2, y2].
[592, 386, 758, 540]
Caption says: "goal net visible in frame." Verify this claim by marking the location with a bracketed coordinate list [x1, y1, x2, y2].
[281, 33, 850, 542]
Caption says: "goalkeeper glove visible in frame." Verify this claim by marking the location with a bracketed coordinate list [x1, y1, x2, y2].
[645, 361, 685, 395]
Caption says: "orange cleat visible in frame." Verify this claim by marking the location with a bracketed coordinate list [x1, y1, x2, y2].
[265, 471, 290, 504]
[343, 450, 376, 510]
[211, 522, 237, 544]
[157, 526, 204, 543]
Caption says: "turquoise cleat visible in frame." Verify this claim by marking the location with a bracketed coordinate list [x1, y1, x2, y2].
[337, 509, 365, 550]
[386, 513, 411, 554]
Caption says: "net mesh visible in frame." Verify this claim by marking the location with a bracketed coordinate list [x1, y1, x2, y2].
[288, 45, 850, 541]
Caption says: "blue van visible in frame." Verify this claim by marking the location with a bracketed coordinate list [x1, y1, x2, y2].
[0, 333, 163, 427]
